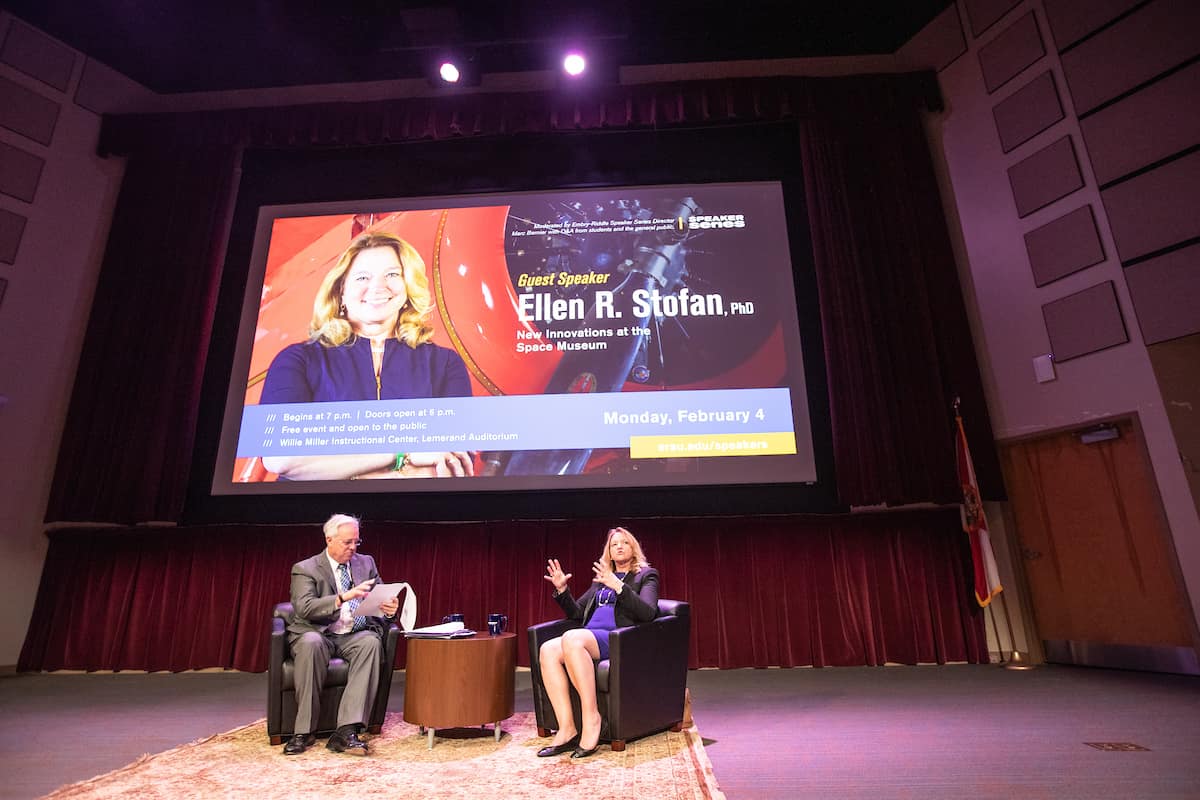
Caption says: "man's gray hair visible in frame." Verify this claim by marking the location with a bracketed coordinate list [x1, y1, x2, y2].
[323, 513, 361, 539]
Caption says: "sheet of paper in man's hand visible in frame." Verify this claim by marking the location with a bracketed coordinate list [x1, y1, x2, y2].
[352, 582, 406, 617]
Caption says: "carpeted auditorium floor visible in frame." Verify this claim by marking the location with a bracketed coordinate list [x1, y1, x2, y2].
[2, 664, 1198, 799]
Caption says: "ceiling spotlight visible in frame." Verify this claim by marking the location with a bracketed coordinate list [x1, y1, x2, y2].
[562, 52, 586, 77]
[428, 52, 480, 87]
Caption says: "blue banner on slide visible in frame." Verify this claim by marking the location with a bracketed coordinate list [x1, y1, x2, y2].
[237, 387, 794, 457]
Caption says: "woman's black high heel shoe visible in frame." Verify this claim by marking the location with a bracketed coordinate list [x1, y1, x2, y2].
[570, 744, 600, 759]
[537, 735, 580, 757]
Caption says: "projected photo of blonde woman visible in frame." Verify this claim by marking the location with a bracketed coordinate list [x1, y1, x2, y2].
[258, 230, 473, 480]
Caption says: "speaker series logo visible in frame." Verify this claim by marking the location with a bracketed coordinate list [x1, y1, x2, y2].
[687, 213, 746, 230]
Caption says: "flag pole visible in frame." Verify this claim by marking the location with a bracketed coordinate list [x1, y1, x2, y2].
[996, 587, 1035, 670]
[985, 602, 1004, 664]
[954, 396, 1030, 668]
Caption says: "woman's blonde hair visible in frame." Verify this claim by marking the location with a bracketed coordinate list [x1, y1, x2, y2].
[308, 232, 435, 349]
[600, 526, 650, 573]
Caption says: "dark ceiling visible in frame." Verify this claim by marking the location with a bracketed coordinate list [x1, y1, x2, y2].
[4, 0, 952, 94]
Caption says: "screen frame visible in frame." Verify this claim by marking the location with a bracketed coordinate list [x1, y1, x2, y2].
[185, 122, 839, 523]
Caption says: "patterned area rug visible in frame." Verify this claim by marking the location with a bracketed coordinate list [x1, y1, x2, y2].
[41, 711, 724, 800]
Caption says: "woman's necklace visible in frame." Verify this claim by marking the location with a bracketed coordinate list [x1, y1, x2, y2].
[370, 339, 386, 399]
[600, 571, 628, 605]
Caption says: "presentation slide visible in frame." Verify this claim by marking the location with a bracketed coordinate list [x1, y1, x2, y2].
[212, 181, 818, 495]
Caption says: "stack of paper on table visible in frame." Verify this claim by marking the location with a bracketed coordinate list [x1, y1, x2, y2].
[403, 621, 475, 638]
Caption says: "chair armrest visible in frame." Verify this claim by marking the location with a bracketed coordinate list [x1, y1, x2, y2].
[608, 614, 689, 675]
[382, 622, 401, 668]
[605, 614, 690, 736]
[527, 618, 579, 654]
[656, 599, 690, 619]
[368, 622, 403, 731]
[527, 618, 582, 732]
[270, 603, 291, 660]
[270, 613, 287, 664]
[267, 608, 288, 737]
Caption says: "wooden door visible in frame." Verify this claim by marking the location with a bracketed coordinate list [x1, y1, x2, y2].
[999, 417, 1197, 670]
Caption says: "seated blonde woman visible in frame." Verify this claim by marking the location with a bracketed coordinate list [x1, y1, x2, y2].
[536, 526, 659, 758]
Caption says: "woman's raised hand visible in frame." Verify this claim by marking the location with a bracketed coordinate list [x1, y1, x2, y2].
[544, 558, 571, 592]
[592, 560, 623, 591]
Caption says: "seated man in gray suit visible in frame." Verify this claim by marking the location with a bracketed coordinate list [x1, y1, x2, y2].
[283, 513, 399, 756]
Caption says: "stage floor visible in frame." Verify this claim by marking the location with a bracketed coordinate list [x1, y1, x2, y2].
[2, 664, 1198, 799]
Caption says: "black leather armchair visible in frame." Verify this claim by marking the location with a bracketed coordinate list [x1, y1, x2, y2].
[266, 601, 400, 744]
[528, 599, 690, 751]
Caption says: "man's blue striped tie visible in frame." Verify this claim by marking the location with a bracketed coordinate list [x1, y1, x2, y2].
[337, 563, 367, 632]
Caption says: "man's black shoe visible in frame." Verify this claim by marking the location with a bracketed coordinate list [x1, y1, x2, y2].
[282, 733, 315, 755]
[326, 730, 368, 755]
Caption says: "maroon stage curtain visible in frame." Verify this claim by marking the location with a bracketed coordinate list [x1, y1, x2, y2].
[20, 510, 988, 672]
[95, 75, 942, 156]
[44, 72, 1001, 525]
[46, 144, 240, 523]
[801, 109, 1000, 506]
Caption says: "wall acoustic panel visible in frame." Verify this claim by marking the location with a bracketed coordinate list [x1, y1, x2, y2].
[1043, 280, 1128, 361]
[0, 206, 26, 264]
[1043, 0, 1141, 51]
[0, 141, 45, 202]
[964, 0, 1021, 36]
[74, 56, 149, 115]
[1102, 149, 1200, 263]
[1080, 60, 1200, 185]
[993, 71, 1064, 153]
[0, 20, 75, 92]
[1060, 0, 1200, 116]
[0, 74, 60, 146]
[1008, 136, 1085, 217]
[979, 13, 1045, 93]
[1025, 205, 1106, 286]
[1124, 244, 1200, 344]
[897, 4, 967, 73]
